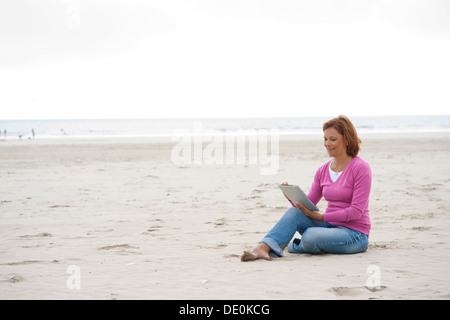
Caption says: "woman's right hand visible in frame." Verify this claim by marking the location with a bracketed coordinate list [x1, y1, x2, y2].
[280, 182, 292, 203]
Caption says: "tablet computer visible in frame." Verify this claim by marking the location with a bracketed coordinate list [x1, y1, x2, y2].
[278, 184, 319, 211]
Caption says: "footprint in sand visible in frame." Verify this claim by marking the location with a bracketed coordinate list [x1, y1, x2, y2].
[98, 244, 141, 255]
[98, 244, 138, 250]
[223, 254, 240, 258]
[205, 218, 228, 227]
[19, 232, 53, 238]
[4, 275, 25, 283]
[331, 286, 387, 297]
[49, 205, 71, 208]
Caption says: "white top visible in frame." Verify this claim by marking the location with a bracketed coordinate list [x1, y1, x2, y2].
[329, 160, 343, 182]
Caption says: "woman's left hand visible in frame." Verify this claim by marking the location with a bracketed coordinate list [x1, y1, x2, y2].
[295, 202, 324, 222]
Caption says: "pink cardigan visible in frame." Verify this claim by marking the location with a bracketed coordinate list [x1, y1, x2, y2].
[307, 156, 372, 235]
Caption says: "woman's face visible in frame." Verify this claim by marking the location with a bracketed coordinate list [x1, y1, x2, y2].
[323, 127, 347, 158]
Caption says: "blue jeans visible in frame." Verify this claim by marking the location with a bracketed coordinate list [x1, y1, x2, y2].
[261, 207, 368, 257]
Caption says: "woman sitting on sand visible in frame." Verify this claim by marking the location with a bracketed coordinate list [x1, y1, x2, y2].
[241, 115, 372, 261]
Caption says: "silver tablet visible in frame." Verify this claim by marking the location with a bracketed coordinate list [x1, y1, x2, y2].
[278, 184, 319, 211]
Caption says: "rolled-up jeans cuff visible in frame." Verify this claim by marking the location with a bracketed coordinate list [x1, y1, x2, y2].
[260, 237, 283, 258]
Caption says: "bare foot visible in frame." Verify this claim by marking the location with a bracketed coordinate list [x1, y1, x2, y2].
[240, 243, 271, 262]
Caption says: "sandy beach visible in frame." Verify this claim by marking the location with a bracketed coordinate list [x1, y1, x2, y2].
[1, 132, 449, 300]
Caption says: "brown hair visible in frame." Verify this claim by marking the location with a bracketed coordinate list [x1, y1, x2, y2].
[323, 115, 361, 157]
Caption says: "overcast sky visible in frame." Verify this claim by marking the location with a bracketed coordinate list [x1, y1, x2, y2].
[1, 0, 449, 120]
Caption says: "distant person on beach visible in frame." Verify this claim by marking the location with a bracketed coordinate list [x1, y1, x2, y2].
[32, 128, 35, 139]
[241, 115, 372, 261]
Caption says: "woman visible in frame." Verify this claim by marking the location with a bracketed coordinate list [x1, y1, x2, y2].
[241, 115, 372, 261]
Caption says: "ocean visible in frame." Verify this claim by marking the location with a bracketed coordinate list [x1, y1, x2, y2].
[0, 115, 449, 141]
